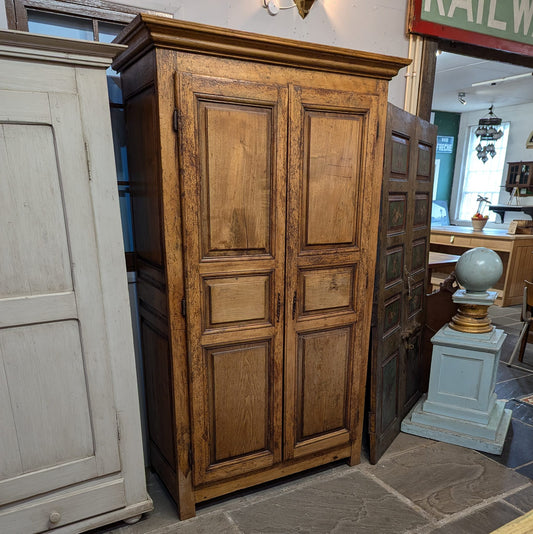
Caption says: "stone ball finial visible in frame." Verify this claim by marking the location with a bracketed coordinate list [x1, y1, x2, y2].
[455, 247, 503, 294]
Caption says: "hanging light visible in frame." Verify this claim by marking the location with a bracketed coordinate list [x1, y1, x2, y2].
[475, 106, 503, 163]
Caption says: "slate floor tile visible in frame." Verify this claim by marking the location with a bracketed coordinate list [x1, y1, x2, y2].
[484, 417, 533, 470]
[504, 485, 533, 512]
[366, 441, 527, 520]
[496, 363, 532, 383]
[495, 373, 533, 400]
[381, 432, 434, 458]
[517, 462, 533, 480]
[429, 502, 521, 534]
[504, 399, 533, 426]
[229, 470, 427, 534]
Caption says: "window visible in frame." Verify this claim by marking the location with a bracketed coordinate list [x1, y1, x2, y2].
[455, 122, 510, 222]
[6, 0, 171, 270]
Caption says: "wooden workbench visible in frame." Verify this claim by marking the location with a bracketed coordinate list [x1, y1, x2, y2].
[430, 226, 533, 306]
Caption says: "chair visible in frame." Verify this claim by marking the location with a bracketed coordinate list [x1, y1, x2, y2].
[506, 280, 533, 370]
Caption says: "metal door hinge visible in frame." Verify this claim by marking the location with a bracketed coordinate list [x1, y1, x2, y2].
[173, 109, 179, 132]
[181, 298, 186, 318]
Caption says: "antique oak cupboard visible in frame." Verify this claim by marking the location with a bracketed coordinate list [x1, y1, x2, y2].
[113, 15, 409, 519]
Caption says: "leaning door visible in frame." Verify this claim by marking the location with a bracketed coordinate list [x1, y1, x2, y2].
[0, 90, 124, 523]
[284, 84, 382, 462]
[368, 103, 437, 464]
[177, 73, 287, 485]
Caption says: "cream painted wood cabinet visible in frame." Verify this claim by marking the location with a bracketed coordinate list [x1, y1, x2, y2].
[114, 15, 409, 520]
[0, 31, 152, 533]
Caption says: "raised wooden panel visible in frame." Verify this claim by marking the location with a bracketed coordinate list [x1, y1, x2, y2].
[0, 321, 92, 476]
[381, 351, 399, 431]
[303, 112, 361, 247]
[199, 101, 272, 256]
[390, 134, 409, 176]
[208, 342, 270, 463]
[301, 267, 354, 314]
[417, 142, 432, 179]
[383, 293, 401, 336]
[126, 87, 163, 266]
[141, 320, 175, 470]
[387, 194, 407, 235]
[297, 328, 349, 440]
[204, 274, 270, 328]
[385, 246, 404, 287]
[409, 281, 425, 317]
[414, 194, 430, 228]
[0, 124, 72, 298]
[411, 238, 427, 272]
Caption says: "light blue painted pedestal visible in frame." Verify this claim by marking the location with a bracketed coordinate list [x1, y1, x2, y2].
[402, 322, 511, 454]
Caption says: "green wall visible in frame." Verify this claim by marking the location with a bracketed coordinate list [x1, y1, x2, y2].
[433, 111, 460, 204]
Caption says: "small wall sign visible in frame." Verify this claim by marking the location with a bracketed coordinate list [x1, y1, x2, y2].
[437, 135, 454, 153]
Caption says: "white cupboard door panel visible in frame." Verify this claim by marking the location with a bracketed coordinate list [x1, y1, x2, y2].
[0, 322, 93, 474]
[0, 89, 122, 509]
[0, 123, 72, 298]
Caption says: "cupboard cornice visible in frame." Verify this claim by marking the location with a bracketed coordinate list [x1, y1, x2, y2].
[112, 14, 410, 79]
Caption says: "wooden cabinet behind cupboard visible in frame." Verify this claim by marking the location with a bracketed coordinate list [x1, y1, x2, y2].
[113, 15, 409, 519]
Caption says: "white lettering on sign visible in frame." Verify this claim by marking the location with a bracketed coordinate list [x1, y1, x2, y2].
[488, 0, 507, 30]
[476, 0, 485, 24]
[425, 0, 446, 16]
[513, 0, 533, 35]
[448, 0, 474, 22]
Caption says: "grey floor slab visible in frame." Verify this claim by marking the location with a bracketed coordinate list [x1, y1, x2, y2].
[504, 484, 533, 512]
[365, 441, 529, 520]
[428, 502, 521, 534]
[228, 469, 428, 534]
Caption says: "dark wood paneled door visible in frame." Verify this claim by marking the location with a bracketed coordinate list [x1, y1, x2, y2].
[284, 85, 381, 461]
[177, 73, 288, 485]
[368, 103, 437, 464]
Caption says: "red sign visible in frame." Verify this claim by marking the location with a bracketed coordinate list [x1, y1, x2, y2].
[409, 0, 533, 56]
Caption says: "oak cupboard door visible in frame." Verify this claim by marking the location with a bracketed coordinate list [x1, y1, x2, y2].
[368, 104, 436, 464]
[284, 85, 381, 460]
[177, 73, 288, 485]
[0, 90, 124, 517]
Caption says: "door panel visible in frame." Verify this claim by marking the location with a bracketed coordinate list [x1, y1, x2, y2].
[178, 73, 287, 485]
[368, 103, 437, 464]
[0, 91, 123, 510]
[208, 342, 270, 462]
[285, 84, 380, 460]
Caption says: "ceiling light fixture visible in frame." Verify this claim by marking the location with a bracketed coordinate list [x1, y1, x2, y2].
[472, 72, 533, 87]
[475, 106, 504, 163]
[458, 92, 467, 105]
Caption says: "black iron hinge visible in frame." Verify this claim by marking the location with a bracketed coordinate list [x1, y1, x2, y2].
[181, 297, 186, 318]
[173, 109, 179, 132]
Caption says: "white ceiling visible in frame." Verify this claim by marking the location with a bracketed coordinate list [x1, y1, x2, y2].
[431, 51, 533, 114]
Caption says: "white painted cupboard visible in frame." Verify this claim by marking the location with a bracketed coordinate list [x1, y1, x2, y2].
[0, 30, 152, 533]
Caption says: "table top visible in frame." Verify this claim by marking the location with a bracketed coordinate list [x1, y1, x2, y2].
[431, 225, 533, 240]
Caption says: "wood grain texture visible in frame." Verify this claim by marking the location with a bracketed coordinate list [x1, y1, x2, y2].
[115, 15, 398, 517]
[368, 103, 437, 464]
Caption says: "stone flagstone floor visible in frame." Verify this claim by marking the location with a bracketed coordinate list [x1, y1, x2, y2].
[93, 305, 533, 534]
